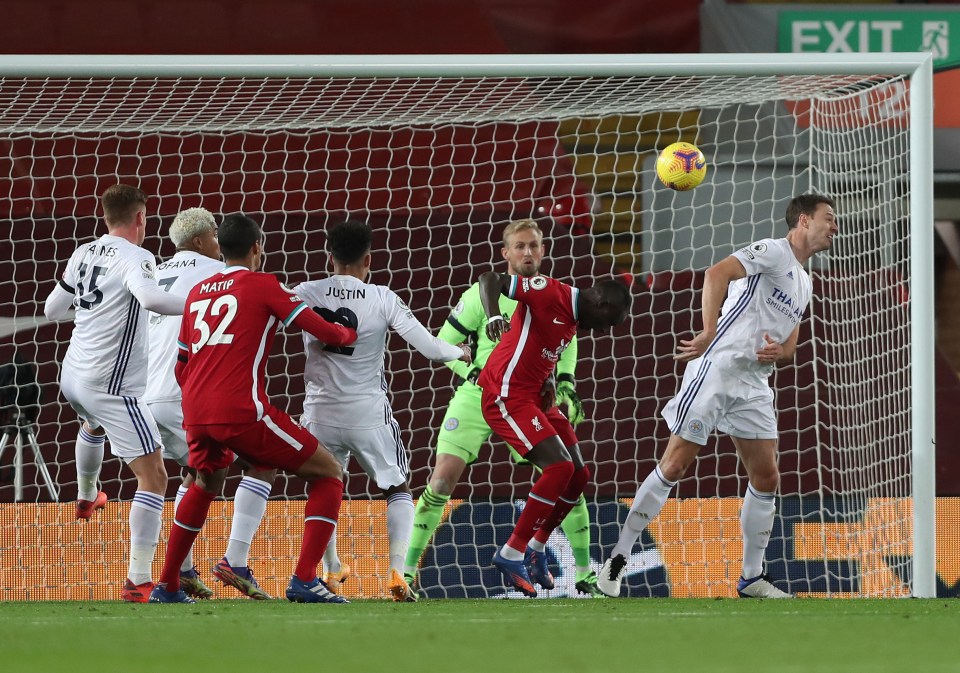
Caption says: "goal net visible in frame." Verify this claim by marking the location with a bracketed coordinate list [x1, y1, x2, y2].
[0, 55, 934, 600]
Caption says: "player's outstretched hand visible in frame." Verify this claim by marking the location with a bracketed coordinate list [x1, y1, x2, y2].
[457, 343, 473, 364]
[755, 333, 783, 364]
[675, 330, 715, 362]
[557, 382, 585, 426]
[485, 314, 509, 342]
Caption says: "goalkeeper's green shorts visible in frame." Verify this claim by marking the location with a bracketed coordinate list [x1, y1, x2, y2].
[436, 382, 530, 465]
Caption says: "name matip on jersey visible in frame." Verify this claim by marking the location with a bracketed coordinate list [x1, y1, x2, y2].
[703, 237, 812, 384]
[59, 234, 161, 396]
[295, 274, 462, 429]
[478, 275, 579, 401]
[143, 251, 223, 403]
[177, 266, 309, 425]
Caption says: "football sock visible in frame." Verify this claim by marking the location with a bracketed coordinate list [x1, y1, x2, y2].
[503, 460, 574, 555]
[386, 491, 415, 573]
[295, 477, 343, 582]
[559, 494, 592, 572]
[322, 524, 341, 576]
[534, 465, 590, 546]
[404, 485, 449, 575]
[611, 465, 676, 559]
[528, 538, 546, 552]
[174, 484, 194, 572]
[225, 475, 270, 568]
[75, 427, 105, 502]
[741, 483, 776, 580]
[160, 485, 216, 591]
[128, 491, 164, 585]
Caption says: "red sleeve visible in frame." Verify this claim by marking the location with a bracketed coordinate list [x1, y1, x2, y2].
[292, 307, 357, 346]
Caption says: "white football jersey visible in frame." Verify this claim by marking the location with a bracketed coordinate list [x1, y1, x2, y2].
[143, 251, 224, 403]
[703, 238, 812, 384]
[296, 274, 462, 429]
[60, 234, 162, 396]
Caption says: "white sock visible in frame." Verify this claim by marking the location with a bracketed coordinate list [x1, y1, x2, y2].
[528, 538, 546, 552]
[75, 427, 105, 502]
[323, 526, 341, 576]
[612, 465, 675, 559]
[174, 484, 194, 572]
[741, 484, 776, 580]
[386, 491, 415, 573]
[128, 491, 164, 585]
[225, 476, 270, 568]
[499, 545, 524, 561]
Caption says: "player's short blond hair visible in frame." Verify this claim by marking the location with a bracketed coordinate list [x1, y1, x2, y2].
[501, 218, 542, 247]
[169, 207, 217, 247]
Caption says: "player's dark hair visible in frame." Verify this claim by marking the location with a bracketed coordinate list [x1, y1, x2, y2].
[101, 184, 146, 226]
[597, 279, 632, 313]
[785, 194, 834, 230]
[328, 219, 372, 265]
[218, 214, 262, 260]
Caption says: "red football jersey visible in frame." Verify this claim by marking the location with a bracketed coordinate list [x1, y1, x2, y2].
[176, 266, 314, 424]
[478, 275, 579, 401]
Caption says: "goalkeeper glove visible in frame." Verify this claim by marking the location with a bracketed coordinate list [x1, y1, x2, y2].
[556, 379, 585, 426]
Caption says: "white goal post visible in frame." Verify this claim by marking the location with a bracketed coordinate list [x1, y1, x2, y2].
[0, 53, 935, 599]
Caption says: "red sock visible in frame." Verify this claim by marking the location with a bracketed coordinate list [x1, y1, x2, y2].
[506, 461, 574, 553]
[159, 485, 216, 591]
[534, 465, 590, 545]
[294, 477, 344, 582]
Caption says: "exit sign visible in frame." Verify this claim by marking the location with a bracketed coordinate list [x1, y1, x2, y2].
[779, 11, 960, 68]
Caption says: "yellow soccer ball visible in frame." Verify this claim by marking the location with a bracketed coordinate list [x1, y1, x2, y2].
[655, 141, 707, 191]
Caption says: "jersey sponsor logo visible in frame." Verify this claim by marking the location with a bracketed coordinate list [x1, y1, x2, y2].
[444, 417, 460, 431]
[530, 276, 548, 290]
[140, 259, 155, 279]
[541, 338, 570, 363]
[766, 286, 805, 322]
[687, 419, 704, 435]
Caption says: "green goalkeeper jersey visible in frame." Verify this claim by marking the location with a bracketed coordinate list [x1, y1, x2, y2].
[438, 280, 578, 385]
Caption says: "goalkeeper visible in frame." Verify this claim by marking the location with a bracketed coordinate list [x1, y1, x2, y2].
[403, 218, 604, 596]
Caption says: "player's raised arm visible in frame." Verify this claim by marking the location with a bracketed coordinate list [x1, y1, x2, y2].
[288, 297, 357, 347]
[675, 255, 747, 362]
[478, 271, 512, 341]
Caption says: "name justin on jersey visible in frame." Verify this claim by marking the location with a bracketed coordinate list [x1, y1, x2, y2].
[766, 287, 804, 322]
[325, 286, 366, 300]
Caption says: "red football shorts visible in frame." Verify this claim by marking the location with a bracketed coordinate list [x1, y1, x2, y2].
[186, 407, 318, 473]
[481, 389, 578, 457]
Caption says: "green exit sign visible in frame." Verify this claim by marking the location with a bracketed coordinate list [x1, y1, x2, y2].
[779, 11, 960, 68]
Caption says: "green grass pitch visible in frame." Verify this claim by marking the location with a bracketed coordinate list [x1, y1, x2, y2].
[1, 598, 955, 673]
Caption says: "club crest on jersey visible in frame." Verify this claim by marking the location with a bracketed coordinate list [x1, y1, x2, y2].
[530, 276, 547, 290]
[531, 417, 543, 432]
[140, 260, 155, 279]
[444, 418, 459, 431]
[687, 419, 705, 435]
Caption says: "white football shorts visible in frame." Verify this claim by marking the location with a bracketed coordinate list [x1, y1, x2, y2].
[60, 375, 163, 463]
[302, 418, 408, 490]
[661, 358, 778, 446]
[147, 399, 189, 465]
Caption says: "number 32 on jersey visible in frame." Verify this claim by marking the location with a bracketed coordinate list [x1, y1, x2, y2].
[189, 295, 238, 353]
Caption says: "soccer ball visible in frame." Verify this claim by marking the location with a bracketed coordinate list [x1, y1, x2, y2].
[655, 142, 707, 191]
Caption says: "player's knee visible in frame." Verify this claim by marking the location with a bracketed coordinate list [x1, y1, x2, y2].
[750, 471, 780, 494]
[543, 459, 575, 483]
[569, 464, 590, 492]
[244, 467, 277, 485]
[429, 475, 456, 496]
[298, 449, 341, 481]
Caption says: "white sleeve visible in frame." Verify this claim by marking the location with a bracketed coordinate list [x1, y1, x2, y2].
[385, 289, 463, 362]
[43, 282, 75, 321]
[133, 284, 186, 315]
[732, 239, 789, 276]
